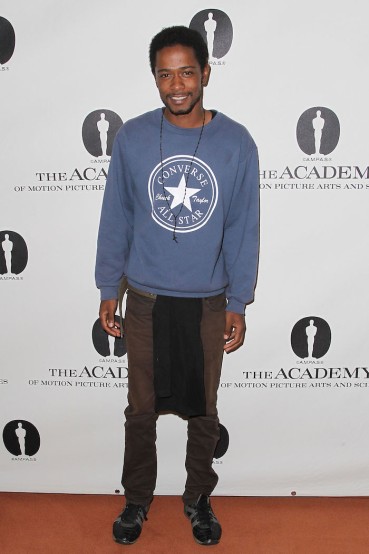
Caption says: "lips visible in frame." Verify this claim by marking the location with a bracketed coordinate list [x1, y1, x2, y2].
[168, 94, 190, 104]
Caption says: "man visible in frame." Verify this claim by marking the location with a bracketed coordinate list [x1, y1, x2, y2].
[95, 25, 259, 546]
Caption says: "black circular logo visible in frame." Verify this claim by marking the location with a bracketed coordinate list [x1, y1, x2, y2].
[214, 423, 229, 459]
[0, 17, 15, 65]
[291, 317, 331, 359]
[92, 317, 127, 357]
[82, 110, 123, 157]
[3, 420, 40, 457]
[0, 230, 28, 275]
[296, 107, 340, 155]
[189, 9, 233, 60]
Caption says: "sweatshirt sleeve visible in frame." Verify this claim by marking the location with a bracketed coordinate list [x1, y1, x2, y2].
[95, 129, 134, 300]
[223, 134, 260, 314]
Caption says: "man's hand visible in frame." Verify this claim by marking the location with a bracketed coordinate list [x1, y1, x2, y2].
[224, 311, 246, 354]
[99, 299, 121, 337]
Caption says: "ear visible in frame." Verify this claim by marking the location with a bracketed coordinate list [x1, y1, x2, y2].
[201, 63, 211, 87]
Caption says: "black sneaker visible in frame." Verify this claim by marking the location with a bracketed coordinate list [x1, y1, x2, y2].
[112, 503, 148, 545]
[184, 494, 222, 546]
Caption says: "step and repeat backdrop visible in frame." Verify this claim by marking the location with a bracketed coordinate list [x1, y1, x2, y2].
[1, 0, 369, 496]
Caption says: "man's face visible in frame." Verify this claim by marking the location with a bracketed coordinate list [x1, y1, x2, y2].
[154, 44, 210, 118]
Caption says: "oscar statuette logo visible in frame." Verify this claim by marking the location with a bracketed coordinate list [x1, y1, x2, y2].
[213, 423, 229, 460]
[291, 317, 331, 360]
[0, 17, 15, 66]
[0, 230, 28, 278]
[92, 317, 127, 358]
[296, 107, 340, 157]
[82, 110, 123, 159]
[189, 9, 233, 62]
[3, 420, 40, 459]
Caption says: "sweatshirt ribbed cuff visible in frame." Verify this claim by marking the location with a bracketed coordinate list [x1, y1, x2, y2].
[100, 286, 119, 301]
[226, 298, 246, 315]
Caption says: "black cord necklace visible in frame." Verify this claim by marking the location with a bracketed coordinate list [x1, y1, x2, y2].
[159, 109, 206, 242]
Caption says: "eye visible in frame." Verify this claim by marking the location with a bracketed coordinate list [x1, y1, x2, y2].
[183, 70, 193, 77]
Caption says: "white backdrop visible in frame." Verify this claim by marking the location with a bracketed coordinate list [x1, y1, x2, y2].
[1, 0, 369, 497]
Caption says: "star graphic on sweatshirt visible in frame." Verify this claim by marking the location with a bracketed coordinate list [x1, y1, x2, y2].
[164, 175, 201, 212]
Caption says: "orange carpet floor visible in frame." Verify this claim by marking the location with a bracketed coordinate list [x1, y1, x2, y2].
[1, 493, 369, 553]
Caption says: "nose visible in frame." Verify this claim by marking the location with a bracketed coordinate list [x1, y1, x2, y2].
[171, 73, 184, 90]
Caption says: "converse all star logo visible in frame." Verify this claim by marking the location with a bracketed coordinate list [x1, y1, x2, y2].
[148, 155, 218, 233]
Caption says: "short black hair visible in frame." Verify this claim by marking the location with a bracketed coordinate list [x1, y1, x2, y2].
[149, 26, 209, 74]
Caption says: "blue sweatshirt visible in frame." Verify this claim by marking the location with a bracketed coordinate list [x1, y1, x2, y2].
[95, 108, 259, 314]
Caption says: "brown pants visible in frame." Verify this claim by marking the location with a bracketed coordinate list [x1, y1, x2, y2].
[122, 288, 226, 506]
